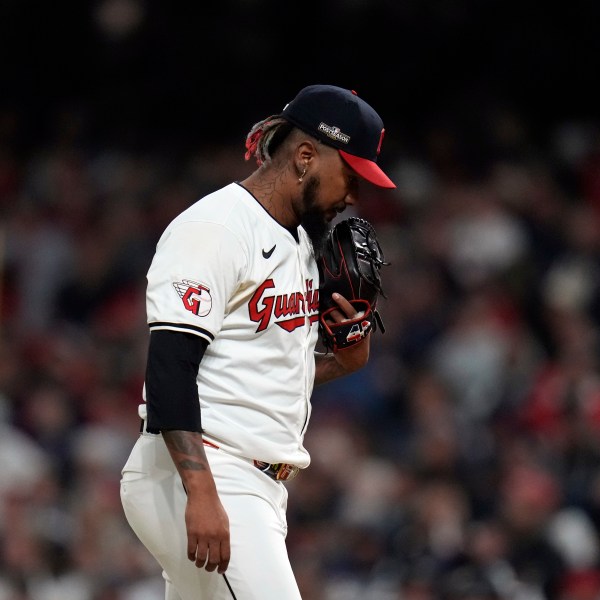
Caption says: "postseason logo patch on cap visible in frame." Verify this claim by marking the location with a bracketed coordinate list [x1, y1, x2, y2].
[317, 122, 350, 144]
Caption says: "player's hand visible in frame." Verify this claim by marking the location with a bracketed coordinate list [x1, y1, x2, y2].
[326, 292, 370, 372]
[185, 490, 230, 573]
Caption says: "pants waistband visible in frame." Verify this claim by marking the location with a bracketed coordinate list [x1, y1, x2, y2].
[138, 420, 299, 482]
[202, 439, 299, 482]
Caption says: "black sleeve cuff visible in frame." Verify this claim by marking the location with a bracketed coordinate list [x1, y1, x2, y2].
[145, 330, 208, 433]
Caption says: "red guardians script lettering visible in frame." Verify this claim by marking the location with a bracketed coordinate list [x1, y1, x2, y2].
[248, 279, 320, 332]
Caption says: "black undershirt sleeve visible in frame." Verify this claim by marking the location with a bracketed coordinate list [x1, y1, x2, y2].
[145, 330, 208, 434]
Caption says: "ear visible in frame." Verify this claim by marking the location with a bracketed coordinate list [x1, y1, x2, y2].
[295, 140, 318, 167]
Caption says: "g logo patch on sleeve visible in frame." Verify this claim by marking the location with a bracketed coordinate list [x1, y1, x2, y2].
[173, 279, 213, 317]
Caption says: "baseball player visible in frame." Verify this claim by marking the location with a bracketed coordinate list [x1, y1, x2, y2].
[120, 84, 395, 599]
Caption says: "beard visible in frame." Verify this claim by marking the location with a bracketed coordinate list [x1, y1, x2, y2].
[300, 175, 331, 256]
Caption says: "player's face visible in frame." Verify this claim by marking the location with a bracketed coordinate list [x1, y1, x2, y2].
[300, 176, 329, 253]
[297, 143, 361, 253]
[312, 146, 360, 222]
[299, 153, 360, 253]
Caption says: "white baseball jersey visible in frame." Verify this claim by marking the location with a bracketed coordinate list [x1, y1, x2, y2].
[145, 182, 320, 468]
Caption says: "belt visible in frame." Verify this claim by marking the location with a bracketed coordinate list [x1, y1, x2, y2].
[252, 460, 300, 482]
[203, 440, 299, 482]
[137, 422, 298, 482]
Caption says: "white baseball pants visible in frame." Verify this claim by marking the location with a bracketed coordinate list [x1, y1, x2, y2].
[120, 433, 302, 600]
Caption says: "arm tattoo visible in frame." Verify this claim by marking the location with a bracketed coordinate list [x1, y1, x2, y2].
[163, 430, 204, 456]
[162, 431, 209, 471]
[178, 459, 207, 471]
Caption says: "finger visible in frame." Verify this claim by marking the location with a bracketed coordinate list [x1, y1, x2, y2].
[327, 308, 345, 323]
[195, 552, 208, 569]
[187, 536, 199, 562]
[204, 540, 221, 572]
[218, 537, 231, 574]
[331, 293, 356, 318]
[193, 542, 209, 569]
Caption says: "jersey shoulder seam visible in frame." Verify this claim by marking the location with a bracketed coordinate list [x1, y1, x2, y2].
[169, 212, 251, 272]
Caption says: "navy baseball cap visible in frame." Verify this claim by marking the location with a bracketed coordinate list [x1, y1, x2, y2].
[280, 85, 396, 189]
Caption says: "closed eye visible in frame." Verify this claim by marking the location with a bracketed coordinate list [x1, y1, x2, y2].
[346, 172, 359, 191]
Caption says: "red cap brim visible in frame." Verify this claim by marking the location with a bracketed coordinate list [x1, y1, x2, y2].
[339, 150, 396, 189]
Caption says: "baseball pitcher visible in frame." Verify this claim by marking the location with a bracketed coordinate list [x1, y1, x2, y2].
[120, 84, 395, 599]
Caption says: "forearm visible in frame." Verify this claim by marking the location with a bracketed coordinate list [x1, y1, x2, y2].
[161, 429, 230, 573]
[314, 352, 350, 385]
[162, 430, 217, 495]
[314, 294, 372, 386]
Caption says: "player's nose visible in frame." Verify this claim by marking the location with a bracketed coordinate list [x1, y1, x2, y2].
[345, 177, 360, 207]
[345, 189, 357, 207]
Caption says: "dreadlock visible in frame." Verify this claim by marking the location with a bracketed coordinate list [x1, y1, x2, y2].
[244, 116, 294, 166]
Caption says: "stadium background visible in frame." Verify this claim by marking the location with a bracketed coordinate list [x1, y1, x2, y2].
[1, 1, 600, 598]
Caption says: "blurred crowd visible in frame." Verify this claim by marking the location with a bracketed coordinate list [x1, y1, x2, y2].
[1, 101, 600, 600]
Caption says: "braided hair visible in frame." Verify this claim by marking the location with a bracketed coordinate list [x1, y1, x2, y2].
[244, 116, 294, 166]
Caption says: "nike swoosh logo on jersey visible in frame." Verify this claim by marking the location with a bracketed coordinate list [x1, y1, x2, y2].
[262, 245, 276, 259]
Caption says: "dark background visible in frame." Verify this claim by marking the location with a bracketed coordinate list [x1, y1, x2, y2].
[3, 0, 600, 154]
[2, 3, 600, 599]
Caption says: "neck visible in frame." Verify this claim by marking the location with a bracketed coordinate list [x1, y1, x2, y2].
[240, 167, 301, 228]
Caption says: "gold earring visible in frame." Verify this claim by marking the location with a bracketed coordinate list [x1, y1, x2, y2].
[298, 165, 307, 182]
